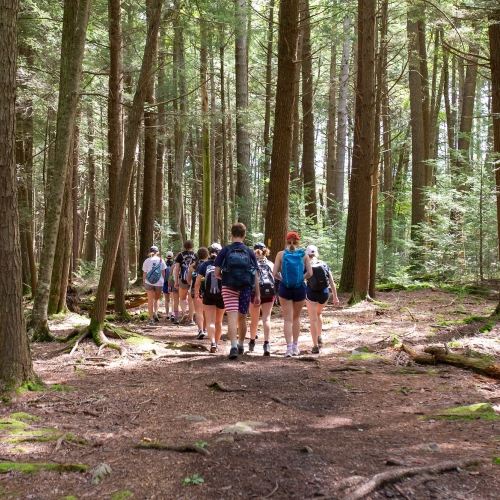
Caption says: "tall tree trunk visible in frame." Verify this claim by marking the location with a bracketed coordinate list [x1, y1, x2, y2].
[264, 0, 299, 260]
[407, 2, 427, 252]
[220, 42, 229, 244]
[260, 0, 274, 231]
[351, 0, 376, 301]
[235, 0, 251, 230]
[108, 0, 128, 317]
[89, 0, 163, 338]
[30, 0, 92, 341]
[84, 108, 97, 262]
[291, 21, 303, 185]
[138, 0, 158, 274]
[0, 0, 35, 391]
[301, 0, 317, 224]
[325, 40, 337, 223]
[72, 109, 80, 277]
[335, 15, 351, 212]
[200, 19, 211, 246]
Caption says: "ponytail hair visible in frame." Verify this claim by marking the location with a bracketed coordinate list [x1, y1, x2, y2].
[286, 238, 299, 252]
[255, 248, 270, 258]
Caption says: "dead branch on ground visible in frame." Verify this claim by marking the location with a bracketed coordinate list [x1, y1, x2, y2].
[135, 442, 210, 456]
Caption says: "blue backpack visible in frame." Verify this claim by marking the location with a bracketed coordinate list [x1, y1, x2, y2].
[221, 243, 255, 291]
[281, 249, 305, 289]
[146, 258, 162, 284]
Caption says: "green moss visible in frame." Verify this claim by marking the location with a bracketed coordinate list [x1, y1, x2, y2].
[124, 333, 155, 346]
[17, 380, 46, 394]
[112, 491, 133, 500]
[0, 462, 89, 473]
[422, 403, 500, 422]
[371, 300, 392, 308]
[60, 496, 78, 500]
[396, 369, 421, 374]
[437, 315, 488, 327]
[426, 370, 438, 375]
[479, 316, 498, 333]
[50, 384, 75, 391]
[349, 353, 389, 361]
[493, 458, 500, 465]
[49, 313, 67, 320]
[10, 413, 41, 422]
[3, 428, 61, 443]
[137, 312, 150, 321]
[0, 418, 30, 431]
[328, 377, 341, 382]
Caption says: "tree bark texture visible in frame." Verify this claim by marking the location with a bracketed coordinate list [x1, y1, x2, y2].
[264, 0, 299, 260]
[235, 0, 252, 231]
[72, 109, 80, 276]
[30, 0, 92, 341]
[0, 0, 35, 391]
[89, 0, 163, 337]
[301, 0, 317, 224]
[325, 40, 337, 223]
[352, 0, 376, 301]
[84, 109, 97, 262]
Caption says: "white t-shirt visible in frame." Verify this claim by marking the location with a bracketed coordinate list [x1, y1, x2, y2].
[142, 256, 167, 286]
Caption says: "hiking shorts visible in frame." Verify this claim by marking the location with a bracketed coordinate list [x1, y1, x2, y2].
[178, 281, 190, 290]
[278, 282, 306, 302]
[306, 290, 329, 304]
[203, 295, 225, 310]
[144, 283, 162, 292]
[221, 286, 252, 314]
[251, 294, 275, 305]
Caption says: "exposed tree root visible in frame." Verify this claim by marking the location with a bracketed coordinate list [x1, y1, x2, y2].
[332, 458, 482, 500]
[401, 344, 500, 378]
[67, 322, 128, 357]
[206, 381, 248, 392]
[135, 442, 210, 456]
[69, 329, 91, 356]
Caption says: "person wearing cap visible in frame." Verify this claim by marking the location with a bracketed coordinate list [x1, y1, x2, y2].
[248, 242, 275, 356]
[273, 231, 313, 357]
[194, 243, 224, 352]
[162, 251, 174, 320]
[305, 245, 339, 353]
[142, 245, 167, 325]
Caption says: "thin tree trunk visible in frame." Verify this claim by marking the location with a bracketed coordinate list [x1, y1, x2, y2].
[291, 20, 303, 185]
[220, 42, 229, 244]
[264, 0, 300, 260]
[84, 108, 97, 262]
[201, 19, 211, 246]
[325, 40, 337, 223]
[72, 109, 80, 276]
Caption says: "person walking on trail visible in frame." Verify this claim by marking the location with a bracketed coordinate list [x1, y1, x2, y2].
[304, 245, 339, 353]
[174, 240, 196, 326]
[214, 223, 261, 360]
[194, 243, 224, 353]
[142, 245, 167, 325]
[188, 247, 209, 340]
[162, 251, 174, 320]
[249, 242, 275, 356]
[273, 231, 312, 357]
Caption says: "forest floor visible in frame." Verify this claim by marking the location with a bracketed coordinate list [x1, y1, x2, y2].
[1, 286, 500, 500]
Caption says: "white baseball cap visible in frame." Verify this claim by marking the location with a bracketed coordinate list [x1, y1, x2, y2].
[306, 245, 318, 256]
[166, 251, 174, 258]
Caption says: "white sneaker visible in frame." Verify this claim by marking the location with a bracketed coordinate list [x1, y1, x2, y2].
[285, 349, 293, 358]
[292, 345, 300, 356]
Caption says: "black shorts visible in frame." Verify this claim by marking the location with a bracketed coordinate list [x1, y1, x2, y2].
[203, 295, 225, 310]
[306, 290, 329, 304]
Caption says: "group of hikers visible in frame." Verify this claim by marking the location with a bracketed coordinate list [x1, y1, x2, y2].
[142, 223, 340, 359]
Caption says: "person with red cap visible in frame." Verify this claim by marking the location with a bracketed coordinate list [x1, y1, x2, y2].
[273, 231, 312, 357]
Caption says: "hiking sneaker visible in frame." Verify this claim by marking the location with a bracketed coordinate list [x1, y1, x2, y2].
[173, 317, 179, 325]
[229, 347, 239, 359]
[187, 319, 196, 326]
[285, 348, 293, 358]
[317, 336, 323, 345]
[171, 315, 175, 322]
[248, 339, 256, 352]
[165, 314, 171, 321]
[196, 330, 206, 340]
[149, 319, 155, 326]
[238, 345, 245, 355]
[263, 342, 270, 356]
[153, 313, 159, 322]
[292, 345, 300, 356]
[210, 344, 218, 353]
[179, 313, 189, 324]
[311, 345, 320, 354]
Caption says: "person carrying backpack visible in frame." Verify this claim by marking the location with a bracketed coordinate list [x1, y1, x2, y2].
[273, 231, 312, 357]
[249, 242, 275, 356]
[305, 245, 339, 353]
[194, 243, 223, 353]
[188, 247, 209, 340]
[214, 223, 261, 359]
[174, 240, 196, 325]
[142, 245, 167, 325]
[162, 251, 174, 320]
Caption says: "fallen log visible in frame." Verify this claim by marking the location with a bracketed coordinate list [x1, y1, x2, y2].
[401, 344, 500, 379]
[80, 292, 148, 312]
[331, 458, 482, 500]
[135, 442, 210, 456]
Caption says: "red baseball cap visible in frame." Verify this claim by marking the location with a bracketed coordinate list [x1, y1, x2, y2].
[286, 231, 300, 241]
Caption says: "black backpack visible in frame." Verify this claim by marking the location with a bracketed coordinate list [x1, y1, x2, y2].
[308, 260, 329, 291]
[221, 243, 255, 291]
[204, 262, 222, 300]
[257, 260, 275, 298]
[179, 251, 195, 284]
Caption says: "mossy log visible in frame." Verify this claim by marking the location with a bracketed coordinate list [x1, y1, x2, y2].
[79, 292, 148, 312]
[135, 442, 210, 456]
[424, 346, 500, 379]
[401, 344, 500, 378]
